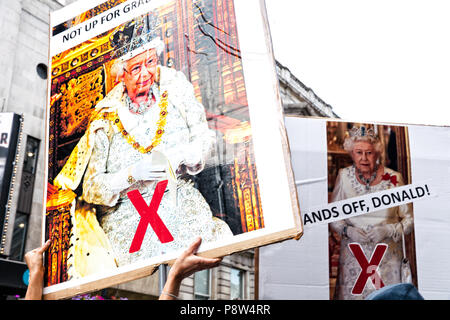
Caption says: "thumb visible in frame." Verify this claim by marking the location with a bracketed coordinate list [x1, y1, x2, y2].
[186, 237, 202, 255]
[37, 239, 51, 254]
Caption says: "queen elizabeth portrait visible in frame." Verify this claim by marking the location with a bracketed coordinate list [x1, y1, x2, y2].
[51, 14, 233, 277]
[329, 125, 414, 300]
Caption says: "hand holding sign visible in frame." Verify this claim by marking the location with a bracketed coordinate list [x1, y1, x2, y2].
[160, 237, 222, 300]
[24, 239, 51, 277]
[24, 240, 51, 300]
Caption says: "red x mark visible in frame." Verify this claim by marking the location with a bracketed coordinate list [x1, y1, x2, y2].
[127, 180, 174, 253]
[348, 243, 388, 295]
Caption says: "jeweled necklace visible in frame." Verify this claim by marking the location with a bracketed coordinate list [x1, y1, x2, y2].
[354, 164, 378, 191]
[126, 87, 155, 115]
[101, 90, 169, 154]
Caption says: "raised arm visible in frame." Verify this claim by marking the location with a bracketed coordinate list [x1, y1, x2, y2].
[24, 240, 51, 300]
[159, 237, 222, 300]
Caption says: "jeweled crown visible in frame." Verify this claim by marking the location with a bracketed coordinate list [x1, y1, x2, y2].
[349, 126, 376, 139]
[110, 12, 162, 60]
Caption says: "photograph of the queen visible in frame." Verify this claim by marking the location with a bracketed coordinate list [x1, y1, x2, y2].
[52, 13, 233, 275]
[327, 123, 416, 300]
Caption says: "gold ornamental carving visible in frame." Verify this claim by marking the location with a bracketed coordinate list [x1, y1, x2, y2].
[59, 66, 105, 138]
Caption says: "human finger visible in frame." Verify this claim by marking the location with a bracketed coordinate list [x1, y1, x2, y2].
[185, 237, 202, 255]
[37, 239, 51, 254]
[190, 256, 222, 273]
[195, 255, 222, 265]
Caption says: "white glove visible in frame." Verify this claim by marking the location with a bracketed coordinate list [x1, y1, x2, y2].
[183, 148, 202, 167]
[346, 226, 369, 243]
[131, 158, 166, 182]
[170, 146, 203, 177]
[108, 159, 166, 193]
[367, 225, 394, 243]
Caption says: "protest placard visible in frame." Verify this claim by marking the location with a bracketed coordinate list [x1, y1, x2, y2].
[43, 0, 302, 299]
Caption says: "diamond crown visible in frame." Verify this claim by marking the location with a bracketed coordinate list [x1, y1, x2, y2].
[349, 126, 376, 139]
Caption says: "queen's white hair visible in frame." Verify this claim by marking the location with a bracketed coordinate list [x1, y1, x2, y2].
[110, 37, 164, 81]
[343, 135, 383, 155]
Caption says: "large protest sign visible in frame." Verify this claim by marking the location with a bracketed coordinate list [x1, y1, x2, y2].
[43, 0, 302, 299]
[258, 116, 450, 300]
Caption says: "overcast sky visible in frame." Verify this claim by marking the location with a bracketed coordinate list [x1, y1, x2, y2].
[264, 0, 450, 126]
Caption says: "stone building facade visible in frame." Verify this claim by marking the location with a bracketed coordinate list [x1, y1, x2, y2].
[0, 0, 334, 300]
[276, 60, 338, 118]
[0, 0, 60, 259]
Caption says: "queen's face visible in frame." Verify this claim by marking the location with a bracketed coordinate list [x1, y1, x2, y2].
[122, 48, 158, 105]
[351, 141, 379, 175]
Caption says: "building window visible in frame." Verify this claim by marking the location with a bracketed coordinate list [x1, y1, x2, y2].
[194, 269, 210, 300]
[23, 137, 39, 174]
[36, 63, 48, 80]
[10, 136, 40, 261]
[9, 212, 29, 261]
[230, 268, 244, 300]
